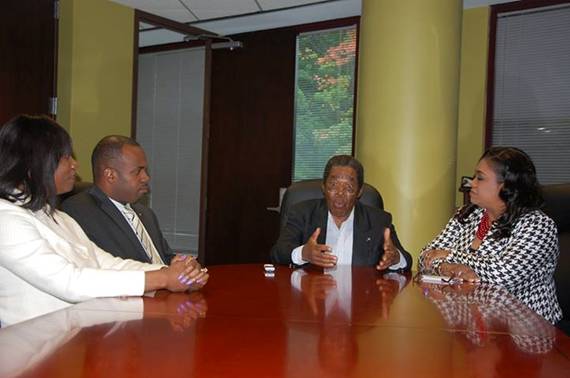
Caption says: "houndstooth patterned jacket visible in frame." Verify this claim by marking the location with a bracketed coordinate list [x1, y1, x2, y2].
[424, 283, 555, 354]
[419, 207, 562, 324]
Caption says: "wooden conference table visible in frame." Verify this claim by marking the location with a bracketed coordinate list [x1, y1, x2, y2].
[1, 264, 569, 378]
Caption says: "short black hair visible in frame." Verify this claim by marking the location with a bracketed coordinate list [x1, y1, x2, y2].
[323, 155, 364, 189]
[91, 135, 140, 182]
[0, 114, 72, 212]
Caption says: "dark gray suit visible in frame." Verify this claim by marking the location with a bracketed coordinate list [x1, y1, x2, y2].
[270, 199, 412, 269]
[61, 186, 173, 264]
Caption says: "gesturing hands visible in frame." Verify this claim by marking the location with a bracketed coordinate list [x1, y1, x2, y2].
[302, 227, 337, 268]
[376, 228, 400, 271]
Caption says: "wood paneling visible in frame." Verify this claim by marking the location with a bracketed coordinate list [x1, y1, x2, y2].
[205, 28, 296, 265]
[0, 0, 56, 124]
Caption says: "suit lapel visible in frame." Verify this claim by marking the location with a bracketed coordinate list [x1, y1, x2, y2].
[88, 186, 151, 263]
[315, 199, 329, 245]
[352, 202, 374, 265]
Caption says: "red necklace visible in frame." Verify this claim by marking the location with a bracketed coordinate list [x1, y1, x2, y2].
[476, 211, 491, 240]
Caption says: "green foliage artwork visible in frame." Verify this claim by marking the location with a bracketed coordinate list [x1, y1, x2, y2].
[293, 26, 356, 181]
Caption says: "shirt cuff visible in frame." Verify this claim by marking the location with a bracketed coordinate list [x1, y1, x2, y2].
[389, 249, 407, 270]
[291, 245, 308, 265]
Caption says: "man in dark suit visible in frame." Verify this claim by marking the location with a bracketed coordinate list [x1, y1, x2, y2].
[270, 155, 412, 271]
[62, 136, 173, 264]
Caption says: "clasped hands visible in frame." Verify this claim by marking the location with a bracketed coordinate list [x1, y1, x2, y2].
[301, 227, 400, 270]
[164, 254, 209, 292]
[421, 249, 480, 283]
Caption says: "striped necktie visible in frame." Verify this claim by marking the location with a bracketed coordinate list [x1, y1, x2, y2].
[123, 204, 164, 265]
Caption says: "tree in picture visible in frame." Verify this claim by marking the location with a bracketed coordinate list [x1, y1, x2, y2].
[294, 26, 356, 181]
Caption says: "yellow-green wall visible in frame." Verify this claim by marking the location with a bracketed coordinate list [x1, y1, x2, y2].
[57, 0, 134, 181]
[356, 0, 463, 258]
[356, 4, 490, 260]
[456, 7, 490, 206]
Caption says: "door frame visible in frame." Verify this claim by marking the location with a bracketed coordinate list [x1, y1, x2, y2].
[131, 10, 215, 262]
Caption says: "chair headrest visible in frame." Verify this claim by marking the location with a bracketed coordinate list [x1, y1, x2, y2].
[58, 181, 93, 203]
[542, 183, 570, 233]
[279, 179, 383, 229]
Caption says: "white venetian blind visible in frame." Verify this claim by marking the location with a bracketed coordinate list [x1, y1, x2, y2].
[137, 47, 205, 253]
[492, 5, 570, 184]
[293, 25, 357, 181]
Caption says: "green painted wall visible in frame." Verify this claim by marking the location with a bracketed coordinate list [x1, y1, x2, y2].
[356, 0, 463, 258]
[57, 0, 134, 181]
[456, 7, 490, 206]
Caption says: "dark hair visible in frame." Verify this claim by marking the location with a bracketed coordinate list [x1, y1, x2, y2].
[92, 135, 140, 181]
[458, 146, 543, 239]
[0, 115, 73, 212]
[323, 155, 364, 189]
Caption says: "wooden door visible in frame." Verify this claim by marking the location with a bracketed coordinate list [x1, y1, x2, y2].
[0, 0, 57, 124]
[205, 28, 296, 265]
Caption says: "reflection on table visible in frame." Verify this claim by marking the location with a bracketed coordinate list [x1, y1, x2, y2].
[0, 291, 206, 378]
[0, 264, 569, 378]
[420, 281, 563, 378]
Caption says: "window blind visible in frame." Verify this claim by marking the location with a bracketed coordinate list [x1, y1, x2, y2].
[137, 47, 205, 253]
[492, 5, 570, 184]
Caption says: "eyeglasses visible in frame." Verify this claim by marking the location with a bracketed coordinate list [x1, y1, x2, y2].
[324, 182, 357, 195]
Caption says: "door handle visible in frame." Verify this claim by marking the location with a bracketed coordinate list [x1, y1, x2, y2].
[266, 187, 287, 213]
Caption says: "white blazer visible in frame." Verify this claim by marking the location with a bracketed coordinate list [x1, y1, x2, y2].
[0, 199, 164, 326]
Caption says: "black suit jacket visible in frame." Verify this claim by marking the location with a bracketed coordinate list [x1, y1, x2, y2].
[270, 199, 412, 269]
[61, 186, 173, 264]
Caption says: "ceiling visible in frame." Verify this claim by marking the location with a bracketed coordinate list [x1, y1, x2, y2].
[109, 0, 519, 47]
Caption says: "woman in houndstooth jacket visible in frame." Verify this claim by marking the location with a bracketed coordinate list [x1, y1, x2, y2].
[419, 147, 562, 324]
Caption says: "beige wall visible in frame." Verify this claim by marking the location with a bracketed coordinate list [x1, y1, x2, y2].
[456, 7, 490, 206]
[57, 0, 134, 181]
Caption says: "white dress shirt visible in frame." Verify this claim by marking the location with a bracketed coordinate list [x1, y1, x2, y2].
[0, 198, 164, 326]
[291, 209, 407, 268]
[324, 209, 354, 265]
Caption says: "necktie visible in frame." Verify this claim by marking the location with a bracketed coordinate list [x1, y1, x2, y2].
[123, 204, 164, 265]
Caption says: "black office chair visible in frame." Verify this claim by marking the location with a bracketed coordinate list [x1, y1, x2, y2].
[542, 183, 570, 334]
[279, 179, 383, 229]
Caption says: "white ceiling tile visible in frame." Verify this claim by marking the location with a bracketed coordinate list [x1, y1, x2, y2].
[258, 0, 325, 11]
[150, 8, 198, 23]
[197, 0, 360, 35]
[118, 0, 516, 43]
[182, 0, 259, 20]
[113, 0, 181, 11]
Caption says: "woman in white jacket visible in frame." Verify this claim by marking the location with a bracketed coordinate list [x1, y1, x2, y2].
[0, 115, 208, 326]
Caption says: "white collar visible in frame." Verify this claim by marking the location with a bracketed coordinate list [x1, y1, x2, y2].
[327, 207, 355, 231]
